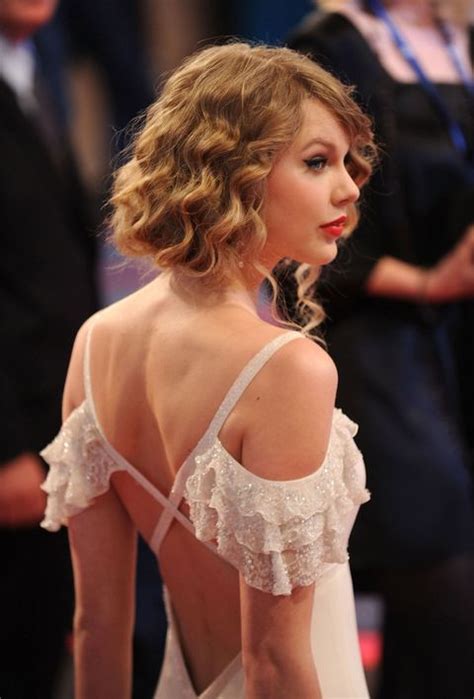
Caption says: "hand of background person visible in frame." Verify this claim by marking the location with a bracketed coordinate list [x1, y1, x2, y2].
[424, 225, 474, 302]
[0, 452, 47, 527]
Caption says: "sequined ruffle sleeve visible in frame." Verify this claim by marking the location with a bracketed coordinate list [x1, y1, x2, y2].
[185, 409, 370, 596]
[40, 402, 124, 532]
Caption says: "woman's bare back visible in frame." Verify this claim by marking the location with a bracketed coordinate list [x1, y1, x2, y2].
[72, 273, 295, 693]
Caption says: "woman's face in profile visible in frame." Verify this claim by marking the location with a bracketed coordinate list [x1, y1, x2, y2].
[262, 99, 359, 268]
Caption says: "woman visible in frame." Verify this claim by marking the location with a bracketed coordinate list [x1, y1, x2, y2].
[287, 1, 474, 697]
[40, 43, 376, 698]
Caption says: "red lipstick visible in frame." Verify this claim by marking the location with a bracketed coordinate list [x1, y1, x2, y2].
[320, 215, 347, 238]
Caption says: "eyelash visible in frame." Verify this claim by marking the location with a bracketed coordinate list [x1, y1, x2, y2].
[305, 154, 355, 177]
[304, 156, 328, 171]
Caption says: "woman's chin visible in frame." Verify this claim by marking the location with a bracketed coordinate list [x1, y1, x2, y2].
[316, 243, 339, 266]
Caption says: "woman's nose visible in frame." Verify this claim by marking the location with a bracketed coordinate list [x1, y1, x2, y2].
[334, 169, 360, 206]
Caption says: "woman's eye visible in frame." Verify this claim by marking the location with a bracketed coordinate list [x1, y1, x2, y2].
[304, 157, 328, 171]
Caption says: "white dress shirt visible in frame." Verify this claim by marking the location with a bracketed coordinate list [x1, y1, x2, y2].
[0, 32, 36, 113]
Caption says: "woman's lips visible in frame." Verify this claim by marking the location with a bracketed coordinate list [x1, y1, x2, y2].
[320, 215, 347, 238]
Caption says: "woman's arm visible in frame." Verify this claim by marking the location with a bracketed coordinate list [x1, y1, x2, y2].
[366, 226, 474, 302]
[241, 580, 320, 699]
[68, 487, 137, 699]
[61, 317, 137, 698]
[238, 337, 338, 698]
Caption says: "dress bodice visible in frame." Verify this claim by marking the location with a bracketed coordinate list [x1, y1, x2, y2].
[41, 327, 370, 596]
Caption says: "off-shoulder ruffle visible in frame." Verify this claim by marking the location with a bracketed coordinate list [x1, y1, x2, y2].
[40, 402, 123, 531]
[185, 408, 370, 596]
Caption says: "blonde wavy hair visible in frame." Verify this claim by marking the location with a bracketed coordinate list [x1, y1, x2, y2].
[110, 42, 376, 334]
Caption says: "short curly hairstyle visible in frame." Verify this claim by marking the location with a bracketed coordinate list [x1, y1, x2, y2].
[110, 42, 376, 333]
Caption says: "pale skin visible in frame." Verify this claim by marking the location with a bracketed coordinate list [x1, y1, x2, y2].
[63, 100, 359, 698]
[0, 0, 60, 527]
[337, 0, 474, 302]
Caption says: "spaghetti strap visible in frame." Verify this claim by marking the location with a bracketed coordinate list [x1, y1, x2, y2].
[83, 321, 95, 410]
[82, 318, 106, 432]
[205, 330, 302, 442]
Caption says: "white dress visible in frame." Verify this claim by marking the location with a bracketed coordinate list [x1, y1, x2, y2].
[40, 330, 371, 698]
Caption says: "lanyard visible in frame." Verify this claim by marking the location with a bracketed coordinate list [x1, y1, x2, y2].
[436, 19, 474, 97]
[367, 0, 473, 159]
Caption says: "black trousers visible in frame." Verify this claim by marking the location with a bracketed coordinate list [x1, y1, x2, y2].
[0, 527, 73, 699]
[378, 555, 474, 699]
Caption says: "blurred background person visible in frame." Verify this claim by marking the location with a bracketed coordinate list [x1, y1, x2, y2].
[21, 3, 168, 697]
[0, 1, 98, 697]
[284, 0, 474, 697]
[38, 6, 167, 696]
[56, 0, 154, 158]
[0, 4, 226, 697]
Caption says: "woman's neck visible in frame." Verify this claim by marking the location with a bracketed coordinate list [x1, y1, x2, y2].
[167, 270, 261, 315]
[385, 1, 438, 26]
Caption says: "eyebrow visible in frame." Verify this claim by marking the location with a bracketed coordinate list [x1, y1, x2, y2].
[301, 138, 336, 151]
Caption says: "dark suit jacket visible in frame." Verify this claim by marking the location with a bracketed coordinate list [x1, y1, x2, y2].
[0, 76, 98, 463]
[0, 72, 98, 696]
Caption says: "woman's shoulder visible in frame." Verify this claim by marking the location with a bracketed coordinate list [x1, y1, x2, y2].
[264, 329, 337, 388]
[226, 312, 337, 390]
[234, 330, 338, 482]
[219, 313, 338, 401]
[62, 286, 151, 411]
[288, 9, 387, 90]
[289, 9, 368, 51]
